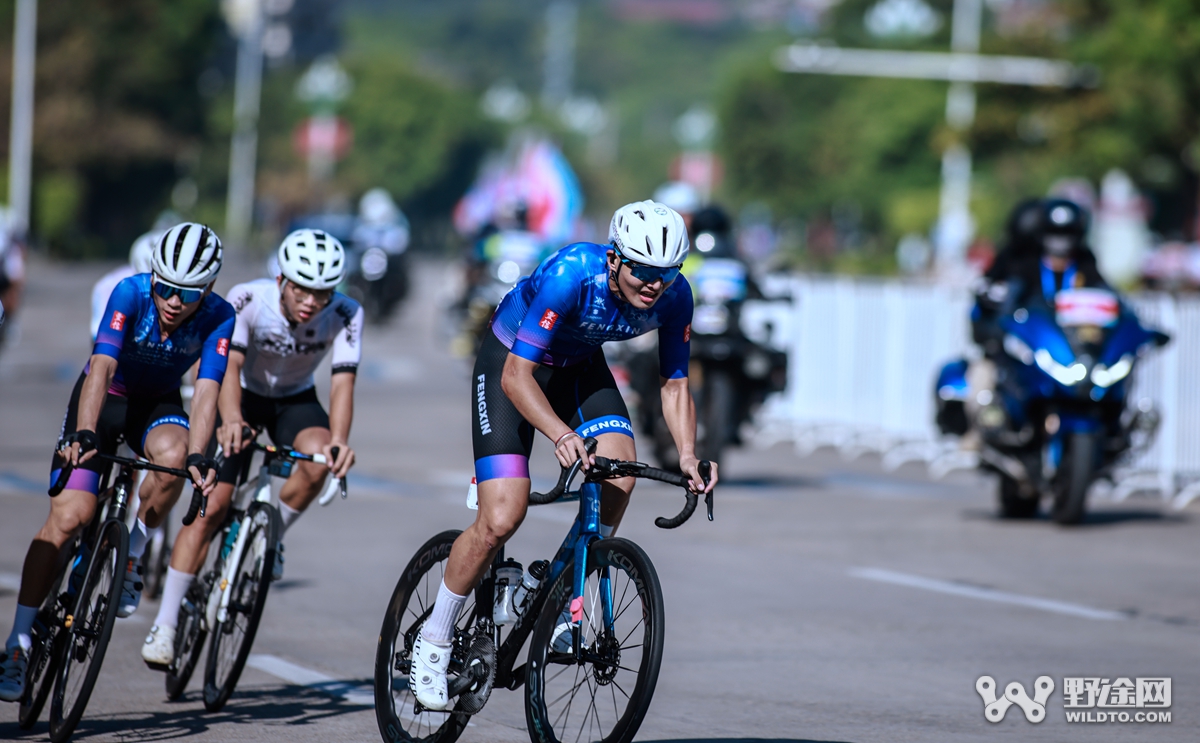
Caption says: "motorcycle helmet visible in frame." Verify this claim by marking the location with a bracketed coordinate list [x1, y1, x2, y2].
[152, 223, 223, 287]
[691, 204, 736, 257]
[1038, 198, 1089, 258]
[278, 229, 346, 290]
[359, 188, 400, 226]
[609, 200, 689, 267]
[1004, 198, 1044, 259]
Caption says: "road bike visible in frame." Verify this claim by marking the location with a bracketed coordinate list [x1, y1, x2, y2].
[164, 430, 345, 712]
[374, 438, 713, 743]
[19, 452, 201, 743]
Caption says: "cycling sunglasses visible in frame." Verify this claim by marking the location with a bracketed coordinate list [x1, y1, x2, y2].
[152, 277, 208, 304]
[613, 248, 682, 285]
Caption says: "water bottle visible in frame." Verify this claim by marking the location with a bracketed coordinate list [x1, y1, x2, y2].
[512, 559, 548, 617]
[220, 521, 240, 561]
[493, 559, 523, 626]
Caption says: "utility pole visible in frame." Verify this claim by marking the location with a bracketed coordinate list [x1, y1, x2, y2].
[8, 0, 37, 236]
[542, 0, 577, 110]
[774, 0, 1094, 276]
[224, 0, 265, 248]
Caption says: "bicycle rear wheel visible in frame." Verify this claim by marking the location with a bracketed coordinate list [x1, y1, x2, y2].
[525, 537, 665, 743]
[165, 576, 210, 700]
[49, 520, 128, 743]
[374, 529, 481, 743]
[202, 503, 279, 712]
[142, 519, 171, 600]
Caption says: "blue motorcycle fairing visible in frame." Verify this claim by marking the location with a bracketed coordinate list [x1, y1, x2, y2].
[1000, 309, 1075, 367]
[1099, 310, 1157, 367]
[936, 358, 969, 400]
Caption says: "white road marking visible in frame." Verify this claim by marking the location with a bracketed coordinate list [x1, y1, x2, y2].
[247, 654, 375, 706]
[850, 567, 1129, 621]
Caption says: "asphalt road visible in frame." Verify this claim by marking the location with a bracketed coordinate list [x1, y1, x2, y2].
[2, 254, 1198, 743]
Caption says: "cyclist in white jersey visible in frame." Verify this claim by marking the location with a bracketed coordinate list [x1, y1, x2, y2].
[89, 231, 158, 340]
[141, 229, 363, 668]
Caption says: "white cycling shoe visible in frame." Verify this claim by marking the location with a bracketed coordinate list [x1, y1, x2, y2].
[141, 625, 175, 671]
[118, 559, 143, 618]
[410, 627, 451, 711]
[0, 645, 28, 702]
[549, 608, 575, 654]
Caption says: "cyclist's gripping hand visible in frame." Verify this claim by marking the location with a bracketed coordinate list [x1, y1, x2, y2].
[553, 431, 593, 471]
[680, 455, 718, 494]
[323, 441, 355, 479]
[186, 453, 218, 497]
[58, 430, 99, 466]
[216, 419, 247, 456]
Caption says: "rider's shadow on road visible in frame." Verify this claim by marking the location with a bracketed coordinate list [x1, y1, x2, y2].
[0, 682, 373, 742]
[640, 738, 856, 743]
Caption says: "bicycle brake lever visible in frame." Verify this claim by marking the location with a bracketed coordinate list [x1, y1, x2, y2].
[699, 461, 713, 521]
[199, 493, 209, 519]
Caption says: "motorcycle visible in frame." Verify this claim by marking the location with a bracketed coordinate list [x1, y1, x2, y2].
[457, 229, 546, 352]
[630, 257, 788, 469]
[346, 221, 411, 324]
[936, 287, 1169, 524]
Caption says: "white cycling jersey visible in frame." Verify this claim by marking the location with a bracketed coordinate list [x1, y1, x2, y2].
[227, 278, 364, 398]
[90, 266, 138, 340]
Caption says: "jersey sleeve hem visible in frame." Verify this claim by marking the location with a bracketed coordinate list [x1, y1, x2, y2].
[93, 342, 121, 359]
[331, 363, 358, 375]
[510, 339, 545, 364]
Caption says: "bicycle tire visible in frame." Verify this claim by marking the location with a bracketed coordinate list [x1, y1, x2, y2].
[374, 529, 479, 743]
[202, 502, 279, 712]
[525, 537, 665, 743]
[165, 577, 210, 700]
[18, 562, 72, 729]
[48, 520, 129, 743]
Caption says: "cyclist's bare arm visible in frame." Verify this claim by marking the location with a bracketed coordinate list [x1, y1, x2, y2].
[660, 375, 718, 493]
[216, 349, 246, 454]
[501, 353, 593, 470]
[188, 378, 221, 493]
[327, 370, 356, 477]
[61, 354, 118, 465]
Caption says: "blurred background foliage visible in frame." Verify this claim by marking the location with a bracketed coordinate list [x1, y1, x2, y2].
[0, 0, 1197, 270]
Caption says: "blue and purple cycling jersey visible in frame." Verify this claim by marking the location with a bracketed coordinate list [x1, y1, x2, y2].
[490, 242, 693, 377]
[91, 274, 235, 397]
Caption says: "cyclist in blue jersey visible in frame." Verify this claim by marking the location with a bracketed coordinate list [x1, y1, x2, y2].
[0, 223, 233, 703]
[409, 200, 719, 711]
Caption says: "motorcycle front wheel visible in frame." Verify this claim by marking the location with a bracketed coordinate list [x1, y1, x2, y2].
[1052, 432, 1095, 526]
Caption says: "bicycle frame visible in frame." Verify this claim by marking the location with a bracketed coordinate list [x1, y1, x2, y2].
[207, 460, 274, 629]
[489, 479, 611, 690]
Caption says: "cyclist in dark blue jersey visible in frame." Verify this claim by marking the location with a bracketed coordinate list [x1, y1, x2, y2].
[409, 200, 720, 711]
[1, 223, 232, 702]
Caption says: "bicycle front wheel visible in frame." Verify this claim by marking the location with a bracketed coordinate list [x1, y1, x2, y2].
[49, 520, 128, 743]
[525, 537, 665, 743]
[18, 562, 71, 729]
[374, 529, 480, 743]
[203, 503, 279, 712]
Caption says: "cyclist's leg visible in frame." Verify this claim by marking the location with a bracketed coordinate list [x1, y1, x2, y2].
[4, 373, 116, 678]
[556, 347, 637, 533]
[270, 388, 332, 529]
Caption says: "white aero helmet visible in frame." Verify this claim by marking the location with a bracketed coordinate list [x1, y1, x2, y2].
[359, 187, 400, 225]
[277, 229, 346, 290]
[609, 200, 689, 267]
[152, 223, 223, 286]
[129, 231, 159, 274]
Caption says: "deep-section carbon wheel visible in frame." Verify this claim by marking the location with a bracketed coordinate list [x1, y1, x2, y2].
[374, 529, 482, 743]
[525, 537, 665, 743]
[203, 503, 279, 711]
[18, 560, 72, 729]
[48, 521, 128, 743]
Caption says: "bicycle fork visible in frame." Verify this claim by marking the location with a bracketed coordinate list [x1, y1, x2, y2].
[567, 481, 615, 656]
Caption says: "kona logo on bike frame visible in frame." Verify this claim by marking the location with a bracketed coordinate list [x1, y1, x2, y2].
[477, 374, 492, 435]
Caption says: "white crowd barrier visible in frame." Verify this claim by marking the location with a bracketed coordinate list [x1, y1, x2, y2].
[750, 275, 1200, 509]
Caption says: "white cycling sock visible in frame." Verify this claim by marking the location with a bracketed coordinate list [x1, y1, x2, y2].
[6, 604, 38, 653]
[600, 523, 615, 538]
[423, 580, 466, 647]
[152, 568, 195, 629]
[279, 502, 302, 534]
[128, 518, 149, 560]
